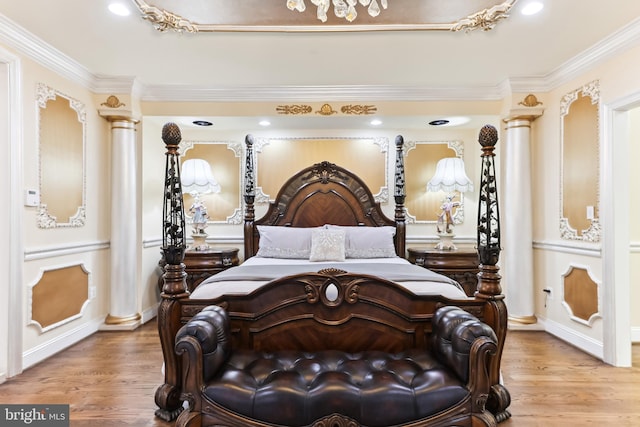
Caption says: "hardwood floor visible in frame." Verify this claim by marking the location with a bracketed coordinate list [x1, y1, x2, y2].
[0, 320, 638, 426]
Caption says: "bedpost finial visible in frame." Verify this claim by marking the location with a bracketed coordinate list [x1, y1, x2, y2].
[478, 124, 498, 148]
[245, 134, 254, 147]
[395, 134, 404, 148]
[162, 122, 182, 147]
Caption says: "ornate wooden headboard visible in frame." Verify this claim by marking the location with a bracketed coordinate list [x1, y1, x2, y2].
[243, 135, 407, 259]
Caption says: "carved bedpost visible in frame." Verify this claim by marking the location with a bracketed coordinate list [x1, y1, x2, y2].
[244, 134, 256, 258]
[475, 124, 511, 422]
[394, 135, 406, 257]
[155, 122, 189, 422]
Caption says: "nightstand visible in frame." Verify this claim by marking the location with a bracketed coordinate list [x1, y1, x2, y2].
[407, 246, 479, 297]
[158, 247, 239, 293]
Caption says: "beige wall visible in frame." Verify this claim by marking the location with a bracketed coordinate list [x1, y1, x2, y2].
[531, 43, 640, 353]
[12, 50, 112, 367]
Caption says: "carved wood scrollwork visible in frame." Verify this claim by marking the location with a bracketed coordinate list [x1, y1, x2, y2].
[312, 414, 359, 427]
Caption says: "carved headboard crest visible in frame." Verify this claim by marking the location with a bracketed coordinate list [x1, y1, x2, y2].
[302, 161, 348, 184]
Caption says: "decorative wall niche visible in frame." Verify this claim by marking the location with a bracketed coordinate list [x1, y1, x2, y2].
[252, 137, 388, 203]
[29, 264, 90, 333]
[560, 80, 600, 242]
[561, 264, 601, 326]
[180, 140, 243, 224]
[37, 83, 86, 228]
[403, 140, 467, 224]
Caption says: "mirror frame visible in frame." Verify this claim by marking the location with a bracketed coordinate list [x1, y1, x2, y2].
[252, 136, 390, 204]
[180, 139, 244, 224]
[36, 83, 86, 229]
[403, 140, 467, 224]
[559, 80, 601, 242]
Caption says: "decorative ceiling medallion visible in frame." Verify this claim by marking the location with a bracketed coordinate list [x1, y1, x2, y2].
[101, 95, 126, 109]
[276, 105, 313, 115]
[132, 0, 516, 33]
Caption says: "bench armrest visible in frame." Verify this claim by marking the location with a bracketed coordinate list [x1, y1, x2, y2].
[175, 305, 231, 390]
[431, 306, 498, 384]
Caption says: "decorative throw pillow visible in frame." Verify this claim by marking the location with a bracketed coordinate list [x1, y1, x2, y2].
[256, 225, 318, 259]
[326, 225, 397, 258]
[309, 228, 346, 262]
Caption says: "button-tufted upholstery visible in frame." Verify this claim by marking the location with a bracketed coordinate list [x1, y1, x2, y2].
[175, 304, 498, 427]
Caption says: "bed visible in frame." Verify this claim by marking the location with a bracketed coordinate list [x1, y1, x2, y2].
[155, 129, 510, 423]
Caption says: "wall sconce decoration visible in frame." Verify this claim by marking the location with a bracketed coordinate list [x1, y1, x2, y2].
[181, 158, 221, 250]
[427, 157, 473, 250]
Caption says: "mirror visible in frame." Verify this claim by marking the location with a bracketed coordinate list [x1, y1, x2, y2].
[37, 83, 86, 228]
[180, 140, 243, 224]
[253, 136, 388, 203]
[403, 140, 467, 224]
[560, 80, 600, 242]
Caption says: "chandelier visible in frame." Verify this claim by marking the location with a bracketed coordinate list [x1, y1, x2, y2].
[286, 0, 389, 23]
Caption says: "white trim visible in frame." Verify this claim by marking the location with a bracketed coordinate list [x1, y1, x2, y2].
[559, 264, 602, 327]
[632, 327, 640, 343]
[541, 317, 604, 360]
[141, 306, 158, 325]
[532, 240, 601, 257]
[0, 45, 24, 378]
[22, 317, 102, 370]
[24, 241, 109, 261]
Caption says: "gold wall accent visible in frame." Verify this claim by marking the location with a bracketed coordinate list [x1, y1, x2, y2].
[256, 137, 386, 202]
[276, 105, 313, 115]
[181, 141, 242, 224]
[341, 105, 377, 115]
[101, 95, 126, 108]
[563, 266, 600, 325]
[316, 104, 338, 116]
[31, 265, 89, 332]
[560, 81, 600, 241]
[276, 104, 378, 116]
[37, 83, 86, 228]
[518, 94, 542, 107]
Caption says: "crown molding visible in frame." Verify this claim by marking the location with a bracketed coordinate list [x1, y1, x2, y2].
[138, 84, 504, 102]
[2, 12, 640, 101]
[0, 14, 94, 89]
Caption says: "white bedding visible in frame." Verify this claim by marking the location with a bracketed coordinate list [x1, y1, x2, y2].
[189, 256, 469, 300]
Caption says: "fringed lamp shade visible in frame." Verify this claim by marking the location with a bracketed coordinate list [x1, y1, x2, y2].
[181, 159, 221, 196]
[427, 157, 474, 193]
[161, 122, 186, 265]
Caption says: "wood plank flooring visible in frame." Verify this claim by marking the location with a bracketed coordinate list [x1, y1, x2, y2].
[0, 320, 638, 426]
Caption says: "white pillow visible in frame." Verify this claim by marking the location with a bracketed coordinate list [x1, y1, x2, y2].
[256, 226, 318, 259]
[326, 225, 397, 258]
[309, 228, 346, 262]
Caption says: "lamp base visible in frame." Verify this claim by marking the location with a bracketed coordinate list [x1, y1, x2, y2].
[190, 233, 209, 251]
[435, 233, 457, 251]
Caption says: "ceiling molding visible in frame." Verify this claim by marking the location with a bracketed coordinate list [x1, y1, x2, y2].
[2, 13, 640, 102]
[138, 84, 505, 102]
[0, 14, 94, 89]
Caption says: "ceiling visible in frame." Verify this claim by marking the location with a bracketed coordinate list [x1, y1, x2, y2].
[1, 0, 640, 132]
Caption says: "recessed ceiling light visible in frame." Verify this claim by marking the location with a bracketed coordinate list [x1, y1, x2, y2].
[108, 3, 131, 16]
[429, 119, 450, 126]
[521, 1, 544, 15]
[259, 120, 271, 127]
[370, 119, 382, 126]
[192, 120, 213, 126]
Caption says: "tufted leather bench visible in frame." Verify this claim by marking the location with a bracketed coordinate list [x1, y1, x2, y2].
[174, 304, 499, 427]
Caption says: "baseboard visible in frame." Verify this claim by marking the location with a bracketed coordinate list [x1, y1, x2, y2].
[22, 317, 103, 370]
[632, 326, 640, 343]
[540, 317, 604, 360]
[141, 305, 158, 324]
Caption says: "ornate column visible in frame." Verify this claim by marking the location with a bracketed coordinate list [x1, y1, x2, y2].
[99, 100, 141, 330]
[502, 95, 544, 325]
